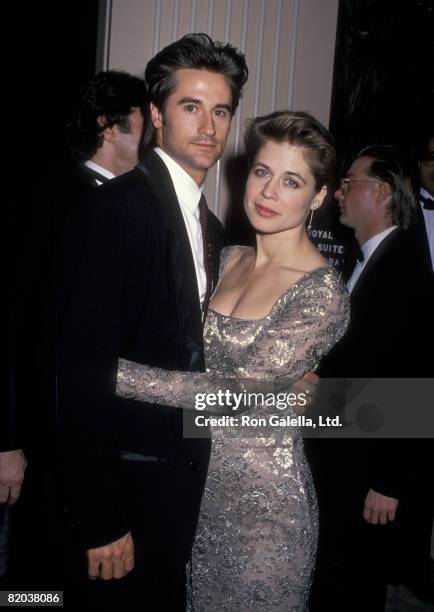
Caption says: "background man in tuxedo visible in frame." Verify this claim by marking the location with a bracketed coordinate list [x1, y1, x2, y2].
[61, 70, 150, 224]
[67, 70, 150, 180]
[56, 34, 248, 610]
[414, 133, 434, 271]
[2, 72, 150, 564]
[4, 70, 150, 591]
[308, 145, 433, 611]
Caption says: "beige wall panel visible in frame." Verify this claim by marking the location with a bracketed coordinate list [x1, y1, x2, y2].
[259, 3, 280, 115]
[292, 0, 339, 125]
[157, 0, 174, 49]
[109, 0, 151, 75]
[107, 0, 338, 222]
[275, 0, 297, 111]
[194, 0, 213, 34]
[176, 1, 192, 38]
[209, 0, 229, 41]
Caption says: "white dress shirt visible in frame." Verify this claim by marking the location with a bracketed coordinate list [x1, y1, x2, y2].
[84, 160, 115, 184]
[154, 147, 207, 304]
[420, 188, 434, 270]
[347, 226, 398, 294]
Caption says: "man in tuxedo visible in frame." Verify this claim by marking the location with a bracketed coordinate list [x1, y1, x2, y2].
[61, 70, 150, 222]
[3, 71, 148, 545]
[4, 70, 150, 591]
[414, 134, 434, 271]
[308, 145, 433, 611]
[56, 34, 248, 610]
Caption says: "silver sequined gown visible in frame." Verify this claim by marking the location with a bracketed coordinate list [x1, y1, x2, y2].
[117, 246, 349, 611]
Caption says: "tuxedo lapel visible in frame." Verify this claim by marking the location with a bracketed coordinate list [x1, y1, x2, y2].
[138, 150, 204, 369]
[350, 228, 401, 300]
[81, 164, 110, 185]
[416, 202, 430, 255]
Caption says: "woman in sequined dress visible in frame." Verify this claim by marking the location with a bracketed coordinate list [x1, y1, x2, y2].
[117, 111, 349, 611]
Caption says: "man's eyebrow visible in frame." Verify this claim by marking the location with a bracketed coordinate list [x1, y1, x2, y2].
[214, 103, 232, 112]
[177, 97, 231, 111]
[178, 97, 202, 105]
[253, 162, 307, 184]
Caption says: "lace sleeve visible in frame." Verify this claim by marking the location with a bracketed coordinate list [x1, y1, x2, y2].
[116, 268, 349, 412]
[117, 359, 247, 413]
[267, 269, 350, 386]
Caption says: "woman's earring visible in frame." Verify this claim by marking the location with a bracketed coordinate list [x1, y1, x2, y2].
[307, 207, 315, 232]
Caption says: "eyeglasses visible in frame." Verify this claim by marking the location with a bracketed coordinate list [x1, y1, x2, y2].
[339, 177, 383, 192]
[421, 152, 434, 167]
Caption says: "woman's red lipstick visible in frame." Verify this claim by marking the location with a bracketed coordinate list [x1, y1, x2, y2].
[254, 203, 279, 217]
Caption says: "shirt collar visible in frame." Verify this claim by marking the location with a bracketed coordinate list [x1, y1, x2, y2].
[360, 225, 398, 263]
[420, 187, 434, 201]
[84, 160, 115, 180]
[154, 147, 202, 212]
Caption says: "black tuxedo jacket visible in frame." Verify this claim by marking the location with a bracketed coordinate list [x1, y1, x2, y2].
[314, 227, 433, 500]
[56, 150, 225, 566]
[3, 161, 109, 454]
[53, 161, 111, 237]
[321, 227, 432, 376]
[406, 200, 433, 277]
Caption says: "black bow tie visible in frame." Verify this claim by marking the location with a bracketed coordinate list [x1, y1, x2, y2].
[420, 195, 434, 210]
[356, 247, 365, 263]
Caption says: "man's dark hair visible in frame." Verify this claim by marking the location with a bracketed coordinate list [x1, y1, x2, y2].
[67, 70, 149, 160]
[244, 110, 336, 192]
[145, 33, 248, 115]
[355, 145, 417, 229]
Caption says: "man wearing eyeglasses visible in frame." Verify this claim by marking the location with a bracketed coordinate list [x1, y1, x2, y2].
[308, 145, 434, 611]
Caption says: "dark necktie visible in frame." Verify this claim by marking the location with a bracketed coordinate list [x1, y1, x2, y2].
[356, 247, 365, 262]
[420, 195, 434, 210]
[198, 194, 213, 320]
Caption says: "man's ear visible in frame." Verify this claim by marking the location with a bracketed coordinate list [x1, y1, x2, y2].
[97, 115, 118, 144]
[378, 181, 392, 204]
[150, 103, 163, 129]
[377, 181, 393, 218]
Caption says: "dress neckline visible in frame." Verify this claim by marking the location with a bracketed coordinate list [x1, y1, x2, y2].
[208, 264, 331, 322]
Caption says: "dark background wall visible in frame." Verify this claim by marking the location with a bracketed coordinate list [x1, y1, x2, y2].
[10, 1, 99, 164]
[308, 0, 434, 274]
[10, 0, 433, 172]
[330, 0, 434, 171]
